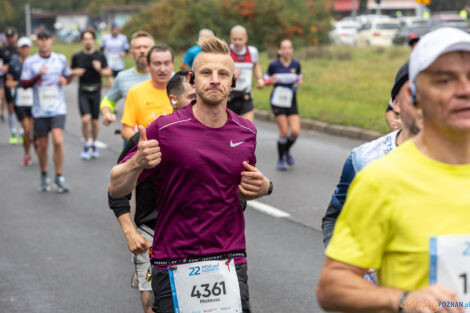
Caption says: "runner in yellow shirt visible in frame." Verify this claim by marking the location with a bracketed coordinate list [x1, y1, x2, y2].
[121, 44, 174, 141]
[318, 27, 470, 313]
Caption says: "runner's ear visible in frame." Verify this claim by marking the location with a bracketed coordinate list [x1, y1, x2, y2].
[231, 75, 237, 88]
[188, 71, 195, 85]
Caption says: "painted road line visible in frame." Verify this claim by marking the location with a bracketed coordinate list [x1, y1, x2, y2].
[248, 200, 291, 218]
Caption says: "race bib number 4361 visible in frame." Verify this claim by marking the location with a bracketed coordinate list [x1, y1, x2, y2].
[168, 259, 242, 313]
[430, 234, 470, 302]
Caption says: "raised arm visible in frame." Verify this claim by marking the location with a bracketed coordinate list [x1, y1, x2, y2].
[108, 127, 161, 197]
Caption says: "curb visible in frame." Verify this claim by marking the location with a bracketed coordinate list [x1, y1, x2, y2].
[254, 109, 382, 141]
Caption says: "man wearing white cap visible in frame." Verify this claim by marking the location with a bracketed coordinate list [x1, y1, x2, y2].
[317, 27, 470, 313]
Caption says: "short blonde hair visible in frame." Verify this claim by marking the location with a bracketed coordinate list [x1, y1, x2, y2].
[130, 31, 155, 46]
[197, 35, 229, 54]
[193, 35, 232, 72]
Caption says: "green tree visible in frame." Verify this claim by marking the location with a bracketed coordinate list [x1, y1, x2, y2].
[123, 0, 332, 51]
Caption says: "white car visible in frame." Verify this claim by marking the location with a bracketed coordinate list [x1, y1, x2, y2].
[356, 18, 400, 46]
[329, 21, 360, 45]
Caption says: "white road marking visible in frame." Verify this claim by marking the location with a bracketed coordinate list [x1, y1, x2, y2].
[80, 137, 108, 149]
[248, 200, 291, 218]
[94, 140, 108, 149]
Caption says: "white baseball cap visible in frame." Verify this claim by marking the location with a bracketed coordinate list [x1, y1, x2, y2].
[409, 27, 470, 93]
[17, 37, 32, 47]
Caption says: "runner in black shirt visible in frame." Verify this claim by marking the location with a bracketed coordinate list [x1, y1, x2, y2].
[0, 44, 10, 123]
[71, 29, 111, 160]
[1, 27, 20, 138]
[6, 37, 33, 165]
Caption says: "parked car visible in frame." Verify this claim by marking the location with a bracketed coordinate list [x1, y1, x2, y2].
[430, 12, 470, 33]
[393, 24, 431, 46]
[398, 16, 429, 28]
[356, 18, 400, 46]
[355, 14, 390, 26]
[329, 21, 359, 45]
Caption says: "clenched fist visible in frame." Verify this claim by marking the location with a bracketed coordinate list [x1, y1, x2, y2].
[102, 112, 116, 126]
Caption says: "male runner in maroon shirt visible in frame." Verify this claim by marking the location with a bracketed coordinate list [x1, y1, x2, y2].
[109, 36, 271, 313]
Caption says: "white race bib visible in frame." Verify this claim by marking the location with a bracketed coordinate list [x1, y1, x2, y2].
[16, 88, 33, 107]
[429, 234, 470, 302]
[38, 86, 60, 109]
[271, 86, 294, 108]
[235, 70, 252, 92]
[168, 259, 242, 313]
[108, 53, 122, 69]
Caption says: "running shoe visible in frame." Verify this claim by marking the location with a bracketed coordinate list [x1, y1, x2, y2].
[285, 153, 295, 166]
[90, 145, 99, 159]
[18, 134, 24, 144]
[39, 173, 50, 192]
[22, 155, 32, 166]
[9, 134, 18, 145]
[277, 159, 287, 171]
[80, 146, 91, 160]
[54, 175, 70, 193]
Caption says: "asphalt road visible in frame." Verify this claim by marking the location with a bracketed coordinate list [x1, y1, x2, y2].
[0, 82, 365, 313]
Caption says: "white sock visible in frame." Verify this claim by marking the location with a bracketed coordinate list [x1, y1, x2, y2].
[8, 113, 17, 135]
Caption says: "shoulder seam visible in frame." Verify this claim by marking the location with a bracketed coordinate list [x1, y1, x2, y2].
[159, 118, 193, 131]
[231, 118, 256, 135]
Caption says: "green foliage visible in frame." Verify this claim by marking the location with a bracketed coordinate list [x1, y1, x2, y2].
[123, 0, 333, 51]
[428, 0, 468, 12]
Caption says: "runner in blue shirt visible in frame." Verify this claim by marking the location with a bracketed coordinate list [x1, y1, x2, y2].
[264, 39, 302, 170]
[180, 29, 213, 70]
[21, 29, 72, 192]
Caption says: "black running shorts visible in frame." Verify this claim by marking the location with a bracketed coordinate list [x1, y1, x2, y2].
[78, 90, 101, 119]
[271, 93, 299, 116]
[227, 91, 254, 116]
[14, 106, 32, 121]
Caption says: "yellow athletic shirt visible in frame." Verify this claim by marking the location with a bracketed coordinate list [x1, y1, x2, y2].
[121, 80, 173, 128]
[326, 139, 470, 290]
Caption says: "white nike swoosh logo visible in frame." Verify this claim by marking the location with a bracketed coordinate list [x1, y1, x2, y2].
[230, 140, 245, 147]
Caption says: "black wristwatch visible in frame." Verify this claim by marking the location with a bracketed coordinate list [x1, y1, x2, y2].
[264, 180, 273, 196]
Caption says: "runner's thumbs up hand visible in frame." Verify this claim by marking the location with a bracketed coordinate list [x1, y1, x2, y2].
[136, 126, 161, 169]
[238, 161, 270, 199]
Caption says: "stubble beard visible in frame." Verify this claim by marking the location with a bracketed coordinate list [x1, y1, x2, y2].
[136, 59, 147, 72]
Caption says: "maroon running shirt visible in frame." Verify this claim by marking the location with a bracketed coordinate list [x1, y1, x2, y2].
[122, 102, 257, 266]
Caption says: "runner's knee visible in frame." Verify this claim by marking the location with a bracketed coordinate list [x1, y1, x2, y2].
[82, 114, 91, 123]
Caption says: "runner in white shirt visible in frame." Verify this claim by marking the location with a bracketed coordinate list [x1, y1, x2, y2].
[21, 29, 72, 192]
[100, 22, 129, 87]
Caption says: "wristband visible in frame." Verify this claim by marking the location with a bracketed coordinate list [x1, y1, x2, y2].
[397, 291, 409, 312]
[264, 180, 273, 196]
